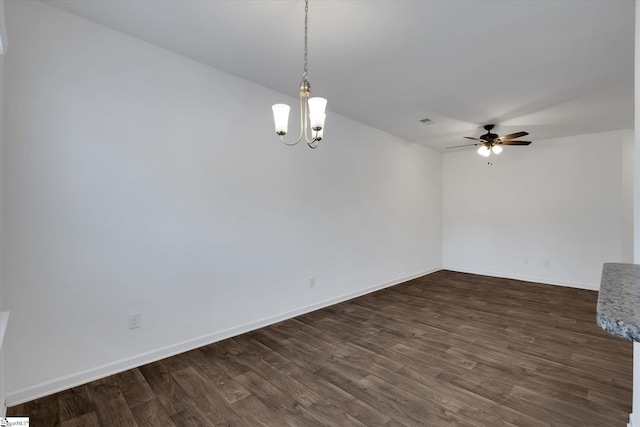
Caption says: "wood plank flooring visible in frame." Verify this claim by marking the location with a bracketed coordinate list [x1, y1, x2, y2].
[8, 270, 632, 426]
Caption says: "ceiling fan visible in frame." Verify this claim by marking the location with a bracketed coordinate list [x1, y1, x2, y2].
[447, 124, 532, 157]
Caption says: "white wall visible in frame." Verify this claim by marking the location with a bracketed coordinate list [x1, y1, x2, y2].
[2, 1, 443, 403]
[0, 0, 5, 415]
[624, 132, 635, 264]
[0, 50, 4, 417]
[0, 0, 8, 417]
[631, 2, 640, 425]
[443, 129, 633, 290]
[636, 0, 640, 275]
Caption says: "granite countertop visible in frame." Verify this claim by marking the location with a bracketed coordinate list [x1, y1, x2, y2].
[597, 263, 640, 342]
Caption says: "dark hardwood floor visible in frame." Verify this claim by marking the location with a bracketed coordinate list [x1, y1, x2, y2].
[8, 270, 632, 426]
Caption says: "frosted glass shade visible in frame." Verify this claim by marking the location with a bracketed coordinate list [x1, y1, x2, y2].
[492, 145, 503, 154]
[477, 146, 490, 157]
[308, 97, 327, 129]
[310, 114, 326, 131]
[272, 104, 291, 134]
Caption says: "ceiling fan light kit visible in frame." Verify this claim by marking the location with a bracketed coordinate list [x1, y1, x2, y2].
[448, 124, 532, 159]
[477, 146, 490, 157]
[271, 0, 327, 149]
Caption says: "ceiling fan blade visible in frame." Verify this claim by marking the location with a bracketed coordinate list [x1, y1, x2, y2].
[497, 131, 529, 141]
[464, 136, 485, 142]
[500, 140, 532, 145]
[446, 143, 479, 149]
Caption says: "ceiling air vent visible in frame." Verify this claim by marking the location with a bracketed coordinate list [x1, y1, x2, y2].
[419, 118, 433, 124]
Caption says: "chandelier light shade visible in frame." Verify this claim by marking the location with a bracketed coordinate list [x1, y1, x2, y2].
[271, 0, 327, 149]
[308, 97, 327, 130]
[491, 145, 503, 154]
[272, 104, 291, 135]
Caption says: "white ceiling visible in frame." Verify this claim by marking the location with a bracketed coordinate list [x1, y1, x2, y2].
[43, 0, 635, 152]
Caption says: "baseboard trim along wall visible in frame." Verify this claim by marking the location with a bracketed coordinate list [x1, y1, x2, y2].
[0, 312, 9, 417]
[5, 268, 440, 406]
[442, 266, 594, 290]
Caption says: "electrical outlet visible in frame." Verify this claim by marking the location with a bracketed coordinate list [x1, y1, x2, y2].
[129, 312, 141, 329]
[309, 277, 315, 288]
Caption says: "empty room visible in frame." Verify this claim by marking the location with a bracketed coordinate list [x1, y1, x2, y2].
[0, 0, 638, 426]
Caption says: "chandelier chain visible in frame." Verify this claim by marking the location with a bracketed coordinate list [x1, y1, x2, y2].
[303, 0, 309, 80]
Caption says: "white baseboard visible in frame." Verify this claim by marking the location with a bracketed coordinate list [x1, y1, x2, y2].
[5, 268, 440, 406]
[442, 266, 595, 290]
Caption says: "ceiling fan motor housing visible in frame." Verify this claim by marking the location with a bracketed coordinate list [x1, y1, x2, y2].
[481, 124, 497, 142]
[480, 133, 498, 142]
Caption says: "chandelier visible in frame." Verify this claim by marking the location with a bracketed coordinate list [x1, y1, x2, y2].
[271, 0, 327, 149]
